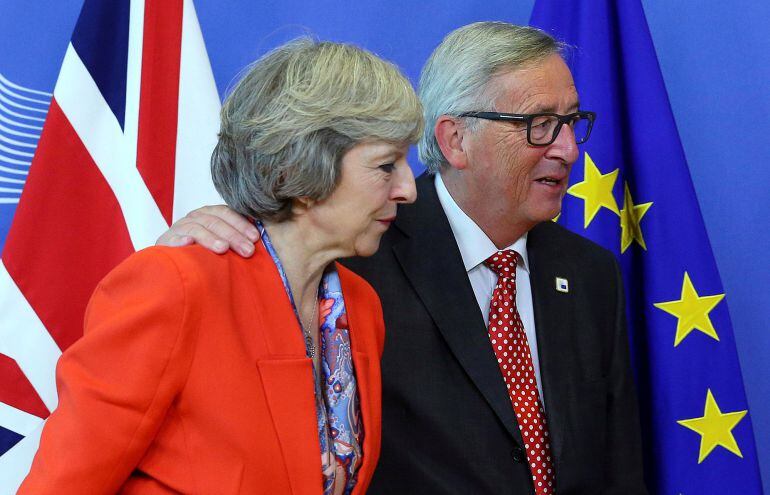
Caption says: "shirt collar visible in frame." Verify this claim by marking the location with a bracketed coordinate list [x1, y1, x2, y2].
[434, 173, 529, 273]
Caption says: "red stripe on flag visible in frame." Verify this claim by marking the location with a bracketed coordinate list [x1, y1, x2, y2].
[136, 0, 184, 225]
[0, 354, 50, 419]
[2, 100, 134, 352]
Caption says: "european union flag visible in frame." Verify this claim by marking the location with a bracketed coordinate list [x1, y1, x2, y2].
[530, 1, 762, 493]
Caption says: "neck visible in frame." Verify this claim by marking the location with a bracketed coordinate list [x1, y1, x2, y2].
[441, 169, 533, 249]
[262, 218, 339, 309]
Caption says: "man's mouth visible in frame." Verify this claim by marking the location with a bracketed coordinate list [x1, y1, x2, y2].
[535, 176, 562, 186]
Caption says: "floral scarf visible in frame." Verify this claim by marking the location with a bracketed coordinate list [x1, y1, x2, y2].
[258, 222, 363, 495]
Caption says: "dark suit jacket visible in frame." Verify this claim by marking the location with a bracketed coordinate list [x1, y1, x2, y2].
[342, 173, 647, 495]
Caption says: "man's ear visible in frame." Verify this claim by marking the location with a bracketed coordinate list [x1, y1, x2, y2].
[434, 115, 469, 171]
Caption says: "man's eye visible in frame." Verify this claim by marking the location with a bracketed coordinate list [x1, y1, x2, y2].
[531, 118, 551, 129]
[379, 163, 395, 173]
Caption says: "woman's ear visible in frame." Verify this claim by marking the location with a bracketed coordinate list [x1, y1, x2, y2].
[291, 196, 315, 215]
[434, 115, 470, 171]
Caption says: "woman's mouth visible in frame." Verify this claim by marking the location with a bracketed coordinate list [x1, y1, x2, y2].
[377, 216, 396, 226]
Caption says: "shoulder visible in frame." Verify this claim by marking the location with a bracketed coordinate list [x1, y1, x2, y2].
[108, 244, 259, 288]
[89, 245, 263, 325]
[128, 243, 245, 274]
[529, 221, 606, 251]
[529, 221, 617, 266]
[85, 245, 220, 319]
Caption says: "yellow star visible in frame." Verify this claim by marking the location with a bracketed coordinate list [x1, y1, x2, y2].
[619, 182, 653, 253]
[551, 213, 561, 223]
[653, 272, 724, 346]
[567, 152, 620, 228]
[677, 389, 747, 463]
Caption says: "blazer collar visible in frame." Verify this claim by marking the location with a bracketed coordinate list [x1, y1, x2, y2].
[245, 242, 309, 356]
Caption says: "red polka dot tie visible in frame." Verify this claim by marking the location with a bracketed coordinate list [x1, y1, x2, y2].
[484, 250, 555, 494]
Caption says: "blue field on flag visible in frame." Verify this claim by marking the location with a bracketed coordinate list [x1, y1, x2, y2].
[530, 1, 762, 493]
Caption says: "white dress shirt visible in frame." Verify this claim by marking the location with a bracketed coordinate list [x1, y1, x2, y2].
[434, 173, 545, 405]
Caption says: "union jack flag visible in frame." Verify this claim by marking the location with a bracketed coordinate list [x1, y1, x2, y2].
[0, 0, 221, 490]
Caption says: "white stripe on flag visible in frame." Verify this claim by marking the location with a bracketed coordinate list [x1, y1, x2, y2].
[54, 43, 168, 251]
[0, 402, 43, 438]
[0, 261, 61, 412]
[0, 423, 43, 495]
[121, 0, 145, 216]
[173, 0, 223, 221]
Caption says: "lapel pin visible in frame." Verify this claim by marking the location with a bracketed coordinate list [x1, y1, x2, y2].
[555, 277, 569, 293]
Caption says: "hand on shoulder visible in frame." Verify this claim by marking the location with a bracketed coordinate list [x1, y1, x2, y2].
[156, 205, 259, 258]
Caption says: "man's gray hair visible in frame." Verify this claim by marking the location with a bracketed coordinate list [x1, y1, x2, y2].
[418, 22, 564, 173]
[211, 38, 423, 221]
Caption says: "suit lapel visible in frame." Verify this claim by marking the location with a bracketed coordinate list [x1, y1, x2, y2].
[391, 175, 522, 444]
[527, 222, 578, 473]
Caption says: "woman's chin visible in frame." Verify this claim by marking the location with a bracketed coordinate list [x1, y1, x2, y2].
[352, 238, 383, 258]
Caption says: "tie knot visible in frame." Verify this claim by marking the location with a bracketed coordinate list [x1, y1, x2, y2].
[484, 250, 521, 279]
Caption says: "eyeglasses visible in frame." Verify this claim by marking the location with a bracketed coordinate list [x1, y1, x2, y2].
[457, 110, 596, 146]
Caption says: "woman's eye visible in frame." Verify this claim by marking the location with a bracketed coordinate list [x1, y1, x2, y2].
[379, 163, 395, 173]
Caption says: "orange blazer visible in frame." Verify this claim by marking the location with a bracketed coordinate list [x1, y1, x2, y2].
[19, 243, 384, 494]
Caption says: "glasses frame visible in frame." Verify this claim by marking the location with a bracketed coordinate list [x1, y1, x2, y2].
[457, 110, 596, 146]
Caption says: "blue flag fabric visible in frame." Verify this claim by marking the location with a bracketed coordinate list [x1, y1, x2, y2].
[530, 1, 762, 493]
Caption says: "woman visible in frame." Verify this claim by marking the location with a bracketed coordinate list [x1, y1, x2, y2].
[19, 38, 422, 494]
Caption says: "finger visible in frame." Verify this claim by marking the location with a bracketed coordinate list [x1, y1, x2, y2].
[190, 205, 260, 242]
[156, 229, 192, 248]
[180, 223, 232, 254]
[158, 234, 194, 248]
[156, 221, 229, 253]
[200, 217, 255, 256]
[187, 207, 257, 257]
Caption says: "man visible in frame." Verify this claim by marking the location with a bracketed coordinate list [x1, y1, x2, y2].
[159, 22, 647, 494]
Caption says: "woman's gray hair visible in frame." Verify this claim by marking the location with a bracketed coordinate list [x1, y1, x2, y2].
[212, 38, 423, 221]
[418, 22, 565, 173]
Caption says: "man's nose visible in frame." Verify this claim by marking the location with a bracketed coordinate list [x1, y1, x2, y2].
[546, 123, 579, 165]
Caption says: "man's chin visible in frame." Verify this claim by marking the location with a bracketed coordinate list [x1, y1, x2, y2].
[526, 200, 562, 223]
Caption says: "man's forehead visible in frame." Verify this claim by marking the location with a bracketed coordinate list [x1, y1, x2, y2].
[490, 56, 579, 112]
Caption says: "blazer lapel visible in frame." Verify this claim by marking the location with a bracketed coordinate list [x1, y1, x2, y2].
[527, 222, 579, 473]
[257, 358, 321, 494]
[337, 267, 380, 493]
[391, 175, 522, 444]
[248, 244, 323, 494]
[245, 243, 311, 356]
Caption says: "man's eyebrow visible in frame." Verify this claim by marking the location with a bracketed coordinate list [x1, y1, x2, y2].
[534, 105, 558, 113]
[523, 100, 580, 114]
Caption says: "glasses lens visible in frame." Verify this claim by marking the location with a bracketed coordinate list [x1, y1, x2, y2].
[529, 115, 559, 144]
[572, 115, 592, 144]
